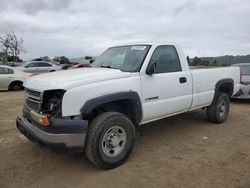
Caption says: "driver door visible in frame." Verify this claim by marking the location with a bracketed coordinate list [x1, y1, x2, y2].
[141, 45, 192, 122]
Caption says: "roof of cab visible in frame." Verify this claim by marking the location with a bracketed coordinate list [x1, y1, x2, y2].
[112, 41, 178, 47]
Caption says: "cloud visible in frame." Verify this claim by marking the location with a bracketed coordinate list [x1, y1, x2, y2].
[0, 0, 250, 60]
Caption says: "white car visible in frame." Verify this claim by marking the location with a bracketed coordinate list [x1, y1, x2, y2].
[0, 65, 31, 91]
[16, 42, 240, 169]
[231, 63, 250, 99]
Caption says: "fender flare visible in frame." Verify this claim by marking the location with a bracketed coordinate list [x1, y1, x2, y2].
[80, 91, 142, 124]
[212, 78, 234, 104]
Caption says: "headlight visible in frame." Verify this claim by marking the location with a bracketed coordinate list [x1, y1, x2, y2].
[41, 90, 65, 116]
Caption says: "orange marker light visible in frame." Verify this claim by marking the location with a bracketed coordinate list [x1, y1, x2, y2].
[30, 111, 50, 127]
[41, 116, 50, 126]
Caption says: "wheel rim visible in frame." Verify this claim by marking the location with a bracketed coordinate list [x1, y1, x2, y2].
[101, 126, 126, 157]
[218, 99, 226, 117]
[12, 85, 21, 91]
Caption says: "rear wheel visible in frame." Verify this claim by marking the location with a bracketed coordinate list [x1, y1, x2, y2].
[9, 81, 23, 91]
[84, 112, 135, 169]
[207, 92, 230, 123]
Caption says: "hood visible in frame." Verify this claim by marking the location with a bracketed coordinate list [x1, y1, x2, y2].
[24, 68, 131, 91]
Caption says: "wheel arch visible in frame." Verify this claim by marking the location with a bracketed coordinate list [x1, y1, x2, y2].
[80, 91, 142, 125]
[8, 80, 23, 90]
[212, 78, 234, 103]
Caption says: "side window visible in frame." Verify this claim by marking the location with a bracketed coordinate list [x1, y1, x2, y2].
[27, 63, 38, 67]
[38, 62, 52, 67]
[149, 46, 181, 73]
[0, 67, 14, 74]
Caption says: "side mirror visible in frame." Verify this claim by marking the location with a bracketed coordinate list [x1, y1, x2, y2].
[146, 62, 156, 75]
[25, 65, 28, 68]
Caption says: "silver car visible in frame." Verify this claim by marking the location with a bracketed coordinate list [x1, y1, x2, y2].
[232, 63, 250, 99]
[16, 61, 61, 74]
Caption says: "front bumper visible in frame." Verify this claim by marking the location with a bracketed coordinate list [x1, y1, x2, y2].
[16, 115, 88, 153]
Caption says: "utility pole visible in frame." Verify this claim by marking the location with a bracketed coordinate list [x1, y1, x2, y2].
[81, 35, 84, 64]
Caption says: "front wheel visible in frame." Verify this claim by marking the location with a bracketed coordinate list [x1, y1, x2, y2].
[84, 112, 135, 169]
[207, 92, 230, 123]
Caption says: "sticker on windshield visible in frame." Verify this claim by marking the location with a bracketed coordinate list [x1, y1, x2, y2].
[131, 46, 147, 50]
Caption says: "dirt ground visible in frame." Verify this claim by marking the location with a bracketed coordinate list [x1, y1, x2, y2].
[0, 91, 250, 188]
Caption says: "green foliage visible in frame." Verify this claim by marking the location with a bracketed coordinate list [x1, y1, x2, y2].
[0, 51, 23, 62]
[186, 56, 191, 65]
[0, 52, 8, 61]
[189, 57, 227, 67]
[199, 55, 250, 65]
[7, 55, 22, 62]
[85, 56, 93, 60]
[53, 56, 71, 64]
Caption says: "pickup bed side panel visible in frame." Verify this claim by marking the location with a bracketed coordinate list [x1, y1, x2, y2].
[190, 67, 241, 110]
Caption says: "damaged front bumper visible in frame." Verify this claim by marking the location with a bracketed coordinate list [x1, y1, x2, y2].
[16, 110, 88, 152]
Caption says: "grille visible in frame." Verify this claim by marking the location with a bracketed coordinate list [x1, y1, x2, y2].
[26, 98, 40, 111]
[25, 89, 42, 112]
[26, 88, 41, 98]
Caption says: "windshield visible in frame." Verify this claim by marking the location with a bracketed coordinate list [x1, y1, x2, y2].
[91, 45, 151, 72]
[240, 65, 250, 75]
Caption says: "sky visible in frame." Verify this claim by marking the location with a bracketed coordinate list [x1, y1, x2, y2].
[0, 0, 250, 60]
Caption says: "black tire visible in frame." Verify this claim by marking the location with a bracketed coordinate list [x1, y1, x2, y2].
[84, 112, 135, 169]
[207, 92, 230, 123]
[49, 70, 55, 72]
[9, 81, 23, 91]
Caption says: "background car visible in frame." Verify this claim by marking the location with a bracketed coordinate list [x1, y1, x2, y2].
[0, 65, 31, 91]
[232, 63, 250, 99]
[31, 57, 61, 66]
[67, 63, 90, 69]
[16, 61, 61, 74]
[61, 64, 74, 70]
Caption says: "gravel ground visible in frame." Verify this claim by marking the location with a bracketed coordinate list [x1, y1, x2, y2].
[0, 91, 250, 188]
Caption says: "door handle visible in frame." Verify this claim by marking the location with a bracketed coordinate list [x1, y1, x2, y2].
[179, 77, 187, 83]
[8, 76, 13, 78]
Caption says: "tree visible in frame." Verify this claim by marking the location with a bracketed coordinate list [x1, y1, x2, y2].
[0, 52, 8, 61]
[53, 56, 71, 64]
[0, 36, 9, 62]
[85, 56, 93, 60]
[0, 31, 25, 62]
[192, 56, 201, 66]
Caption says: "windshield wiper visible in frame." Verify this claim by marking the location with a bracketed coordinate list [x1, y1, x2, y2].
[100, 65, 118, 69]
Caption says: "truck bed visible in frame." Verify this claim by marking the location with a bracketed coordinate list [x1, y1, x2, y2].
[189, 66, 241, 110]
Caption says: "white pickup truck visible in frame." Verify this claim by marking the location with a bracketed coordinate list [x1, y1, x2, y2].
[16, 42, 240, 169]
